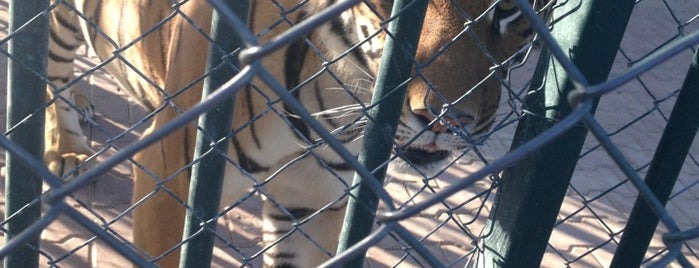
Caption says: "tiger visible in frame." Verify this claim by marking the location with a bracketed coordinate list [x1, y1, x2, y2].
[45, 0, 546, 266]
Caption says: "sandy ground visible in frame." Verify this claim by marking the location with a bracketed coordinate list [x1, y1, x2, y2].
[0, 0, 697, 267]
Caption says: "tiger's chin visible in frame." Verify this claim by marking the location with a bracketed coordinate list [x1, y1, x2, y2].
[388, 145, 457, 178]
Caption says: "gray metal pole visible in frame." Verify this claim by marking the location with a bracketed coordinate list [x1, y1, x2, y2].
[610, 49, 699, 268]
[480, 0, 634, 266]
[5, 1, 49, 267]
[179, 2, 248, 267]
[335, 0, 428, 267]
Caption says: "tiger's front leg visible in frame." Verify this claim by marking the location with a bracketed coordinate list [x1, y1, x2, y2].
[45, 3, 96, 179]
[44, 88, 94, 178]
[260, 154, 351, 267]
[131, 122, 193, 268]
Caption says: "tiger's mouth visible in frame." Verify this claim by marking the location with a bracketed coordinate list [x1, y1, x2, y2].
[398, 143, 451, 166]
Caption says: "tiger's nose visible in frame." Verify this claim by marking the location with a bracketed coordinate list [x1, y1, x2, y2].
[413, 109, 474, 133]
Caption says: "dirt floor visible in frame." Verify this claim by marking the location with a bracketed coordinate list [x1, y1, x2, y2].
[0, 0, 697, 267]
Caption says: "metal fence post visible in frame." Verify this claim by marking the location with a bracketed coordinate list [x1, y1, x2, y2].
[179, 2, 248, 267]
[480, 0, 635, 266]
[610, 49, 699, 268]
[4, 1, 49, 267]
[335, 0, 428, 266]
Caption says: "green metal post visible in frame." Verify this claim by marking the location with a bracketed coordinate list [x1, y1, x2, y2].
[179, 2, 248, 267]
[480, 0, 634, 267]
[335, 0, 427, 267]
[610, 50, 699, 267]
[5, 1, 49, 267]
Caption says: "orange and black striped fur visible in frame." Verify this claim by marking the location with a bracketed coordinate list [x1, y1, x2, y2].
[46, 0, 545, 266]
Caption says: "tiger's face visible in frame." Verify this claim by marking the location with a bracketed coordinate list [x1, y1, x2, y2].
[331, 0, 540, 175]
[263, 0, 543, 177]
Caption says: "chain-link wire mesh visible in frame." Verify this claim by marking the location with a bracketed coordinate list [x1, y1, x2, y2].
[542, 0, 699, 266]
[0, 0, 696, 267]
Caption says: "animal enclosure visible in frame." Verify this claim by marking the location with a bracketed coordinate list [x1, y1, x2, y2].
[0, 0, 697, 267]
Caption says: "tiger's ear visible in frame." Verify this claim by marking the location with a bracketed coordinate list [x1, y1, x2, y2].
[487, 0, 553, 71]
[489, 0, 554, 36]
[488, 0, 524, 36]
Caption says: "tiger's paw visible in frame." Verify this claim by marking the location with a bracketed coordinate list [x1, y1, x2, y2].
[73, 90, 95, 123]
[45, 150, 94, 181]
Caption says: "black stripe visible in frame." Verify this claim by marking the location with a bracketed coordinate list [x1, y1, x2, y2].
[311, 81, 364, 144]
[118, 82, 151, 110]
[86, 0, 102, 45]
[287, 207, 316, 219]
[329, 19, 351, 47]
[283, 11, 313, 143]
[313, 81, 330, 124]
[328, 18, 369, 69]
[266, 252, 296, 259]
[49, 28, 81, 51]
[266, 203, 346, 222]
[48, 50, 74, 63]
[244, 86, 263, 149]
[54, 9, 81, 33]
[271, 263, 297, 268]
[48, 76, 71, 84]
[183, 128, 192, 165]
[266, 207, 315, 221]
[494, 4, 520, 20]
[141, 98, 157, 113]
[230, 135, 269, 174]
[472, 119, 495, 136]
[282, 109, 311, 142]
[324, 161, 354, 171]
[135, 83, 156, 112]
[58, 158, 65, 177]
[283, 111, 311, 143]
[284, 11, 309, 90]
[334, 127, 363, 143]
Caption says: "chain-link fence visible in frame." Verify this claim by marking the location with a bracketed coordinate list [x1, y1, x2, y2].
[0, 0, 697, 267]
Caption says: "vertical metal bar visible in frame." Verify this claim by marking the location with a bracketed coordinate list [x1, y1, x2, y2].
[610, 50, 699, 268]
[480, 0, 634, 266]
[4, 1, 49, 267]
[179, 2, 248, 267]
[335, 0, 428, 266]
